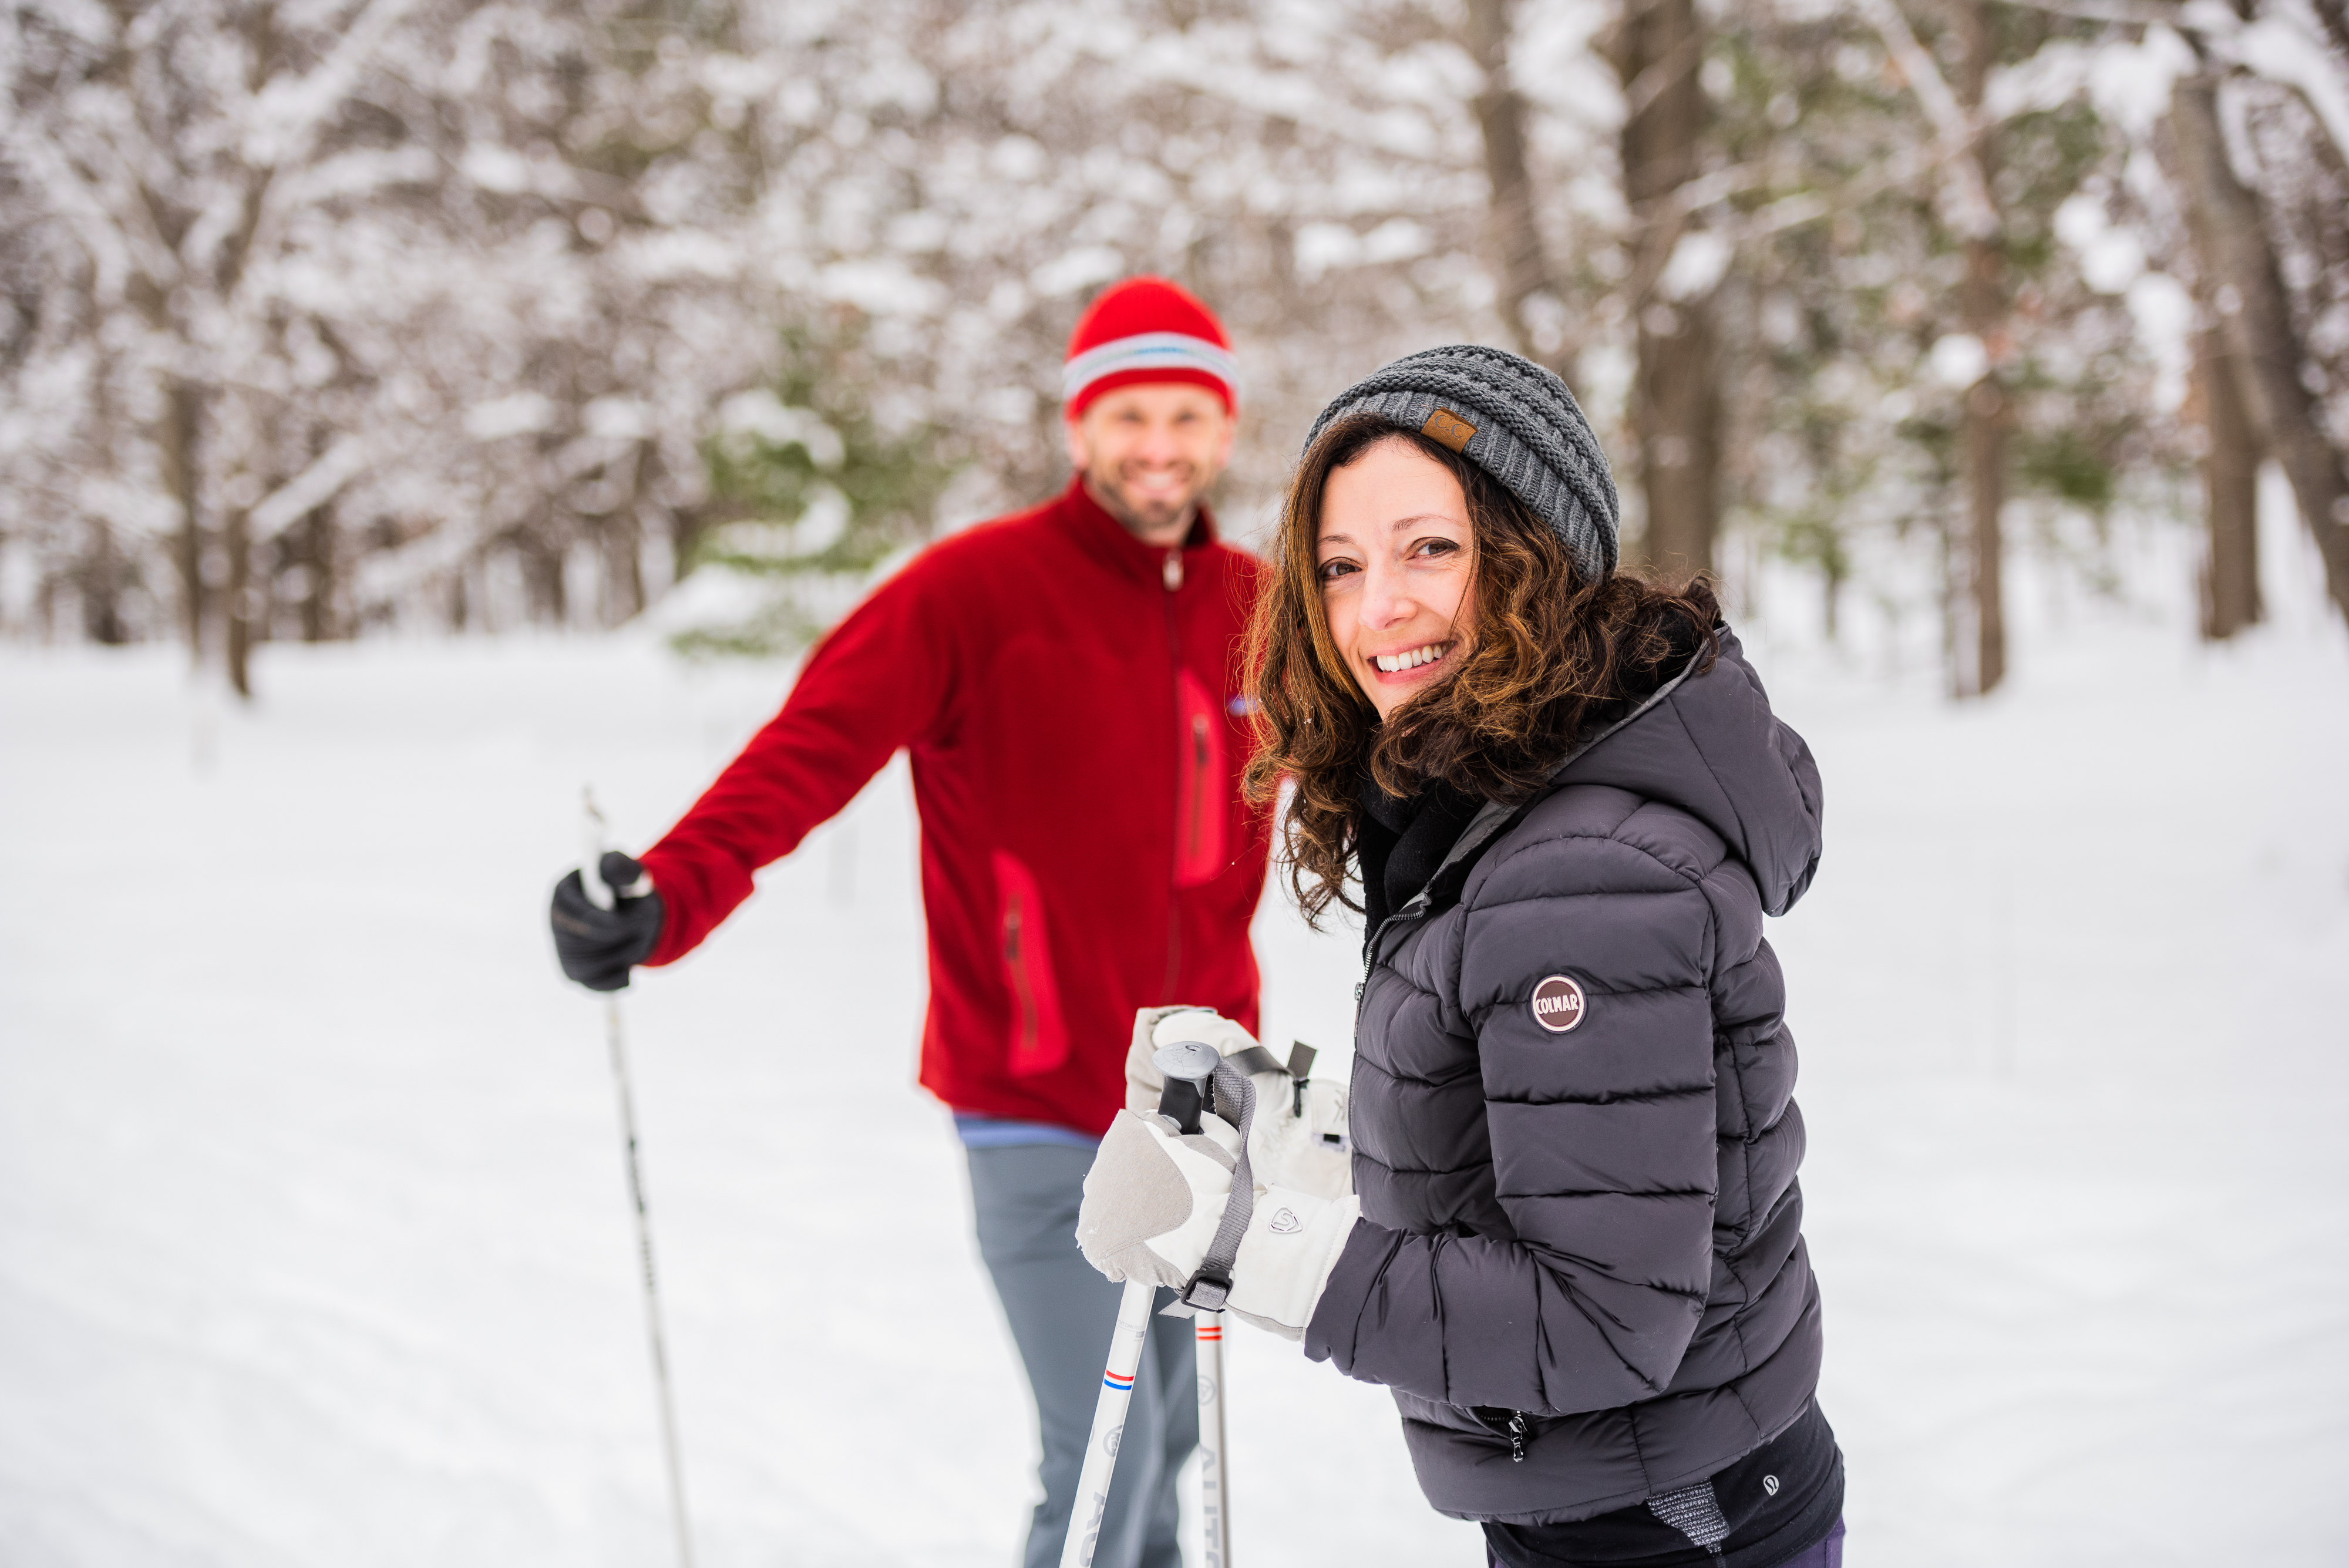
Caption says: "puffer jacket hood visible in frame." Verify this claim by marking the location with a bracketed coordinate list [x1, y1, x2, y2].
[1305, 625, 1830, 1527]
[1554, 630, 1822, 917]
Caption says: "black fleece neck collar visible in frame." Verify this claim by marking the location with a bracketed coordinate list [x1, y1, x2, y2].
[1355, 774, 1482, 944]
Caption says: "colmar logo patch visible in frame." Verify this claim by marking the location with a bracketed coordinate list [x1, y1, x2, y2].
[1268, 1207, 1302, 1234]
[1531, 974, 1586, 1034]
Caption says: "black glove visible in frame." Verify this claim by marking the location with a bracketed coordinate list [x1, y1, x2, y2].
[550, 850, 665, 992]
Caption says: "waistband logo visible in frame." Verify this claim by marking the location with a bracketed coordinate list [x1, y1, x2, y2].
[1531, 975, 1586, 1034]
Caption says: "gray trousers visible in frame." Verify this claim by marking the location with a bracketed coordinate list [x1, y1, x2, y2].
[967, 1142, 1196, 1568]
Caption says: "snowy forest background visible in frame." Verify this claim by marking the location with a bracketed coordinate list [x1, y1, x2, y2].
[7, 0, 2349, 688]
[8, 5, 2349, 1568]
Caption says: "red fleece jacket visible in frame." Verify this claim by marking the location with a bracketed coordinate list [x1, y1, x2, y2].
[638, 479, 1272, 1136]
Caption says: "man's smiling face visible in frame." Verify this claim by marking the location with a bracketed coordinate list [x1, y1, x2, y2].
[1065, 383, 1237, 547]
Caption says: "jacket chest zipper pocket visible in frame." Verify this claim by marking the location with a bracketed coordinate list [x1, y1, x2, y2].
[1186, 714, 1209, 862]
[1173, 669, 1226, 889]
[1004, 905, 1038, 1058]
[992, 850, 1069, 1077]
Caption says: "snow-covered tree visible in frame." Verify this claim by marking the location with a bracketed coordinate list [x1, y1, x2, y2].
[4, 0, 2341, 694]
[0, 0, 773, 689]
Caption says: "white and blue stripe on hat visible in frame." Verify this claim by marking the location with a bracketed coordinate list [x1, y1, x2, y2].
[1062, 331, 1240, 405]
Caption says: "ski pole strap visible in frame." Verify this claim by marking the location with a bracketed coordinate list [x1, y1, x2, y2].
[1224, 1041, 1327, 1119]
[1182, 1061, 1258, 1311]
[1221, 1045, 1287, 1079]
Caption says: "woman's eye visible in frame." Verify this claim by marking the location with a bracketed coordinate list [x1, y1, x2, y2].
[1316, 559, 1359, 584]
[1414, 539, 1459, 560]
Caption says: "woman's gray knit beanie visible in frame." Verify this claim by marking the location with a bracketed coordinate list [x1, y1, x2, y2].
[1303, 344, 1620, 579]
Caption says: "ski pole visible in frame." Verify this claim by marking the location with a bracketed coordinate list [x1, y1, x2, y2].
[583, 790, 696, 1568]
[1195, 1310, 1230, 1568]
[1060, 1277, 1159, 1568]
[1058, 1041, 1226, 1568]
[1170, 1035, 1231, 1568]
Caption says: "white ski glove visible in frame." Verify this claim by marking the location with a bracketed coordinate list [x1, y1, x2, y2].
[1075, 1106, 1360, 1342]
[1124, 1007, 1353, 1201]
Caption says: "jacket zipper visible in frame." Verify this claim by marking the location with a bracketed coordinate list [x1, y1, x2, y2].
[1161, 546, 1184, 1002]
[1506, 1410, 1532, 1463]
[1004, 899, 1039, 1059]
[1354, 906, 1391, 1033]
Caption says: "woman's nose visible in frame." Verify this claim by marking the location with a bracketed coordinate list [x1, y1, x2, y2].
[1360, 561, 1416, 629]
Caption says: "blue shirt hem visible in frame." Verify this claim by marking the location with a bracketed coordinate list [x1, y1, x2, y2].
[953, 1113, 1101, 1150]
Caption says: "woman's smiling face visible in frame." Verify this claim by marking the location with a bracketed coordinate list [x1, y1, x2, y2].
[1315, 436, 1478, 721]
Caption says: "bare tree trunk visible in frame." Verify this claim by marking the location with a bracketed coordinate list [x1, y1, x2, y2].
[160, 377, 206, 662]
[2170, 70, 2349, 623]
[1465, 0, 1566, 372]
[604, 446, 649, 623]
[1635, 306, 1722, 579]
[1610, 0, 1722, 578]
[80, 518, 129, 644]
[225, 499, 255, 698]
[2195, 327, 2264, 638]
[612, 513, 647, 623]
[299, 507, 336, 642]
[1956, 0, 2008, 697]
[526, 526, 569, 624]
[80, 339, 132, 647]
[669, 506, 710, 588]
[2311, 0, 2349, 60]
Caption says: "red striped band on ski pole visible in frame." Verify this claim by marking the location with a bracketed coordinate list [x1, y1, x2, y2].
[1195, 1323, 1223, 1342]
[1103, 1367, 1136, 1392]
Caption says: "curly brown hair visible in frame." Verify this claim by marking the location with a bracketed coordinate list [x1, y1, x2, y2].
[1241, 413, 1722, 927]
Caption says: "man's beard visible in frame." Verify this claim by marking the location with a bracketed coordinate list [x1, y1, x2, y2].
[1088, 460, 1210, 537]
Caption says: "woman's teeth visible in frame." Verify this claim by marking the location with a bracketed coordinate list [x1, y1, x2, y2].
[1374, 643, 1450, 673]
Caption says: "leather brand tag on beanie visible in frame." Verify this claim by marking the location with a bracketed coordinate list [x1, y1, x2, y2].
[1422, 408, 1477, 452]
[1531, 974, 1586, 1034]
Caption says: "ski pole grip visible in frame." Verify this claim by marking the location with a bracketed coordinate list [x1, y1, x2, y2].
[1152, 1040, 1221, 1135]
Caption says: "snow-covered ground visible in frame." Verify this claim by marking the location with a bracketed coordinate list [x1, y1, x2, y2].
[6, 530, 2348, 1566]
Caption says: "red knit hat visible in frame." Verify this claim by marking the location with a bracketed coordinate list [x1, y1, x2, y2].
[1062, 277, 1238, 418]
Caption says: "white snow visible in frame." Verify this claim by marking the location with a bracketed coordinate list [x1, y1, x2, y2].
[5, 553, 2348, 1563]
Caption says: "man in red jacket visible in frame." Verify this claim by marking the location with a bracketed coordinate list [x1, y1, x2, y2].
[550, 277, 1268, 1568]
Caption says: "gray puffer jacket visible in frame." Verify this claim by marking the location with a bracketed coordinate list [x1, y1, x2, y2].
[1303, 629, 1826, 1526]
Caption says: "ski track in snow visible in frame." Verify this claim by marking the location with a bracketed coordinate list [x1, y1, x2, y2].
[4, 607, 2346, 1567]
